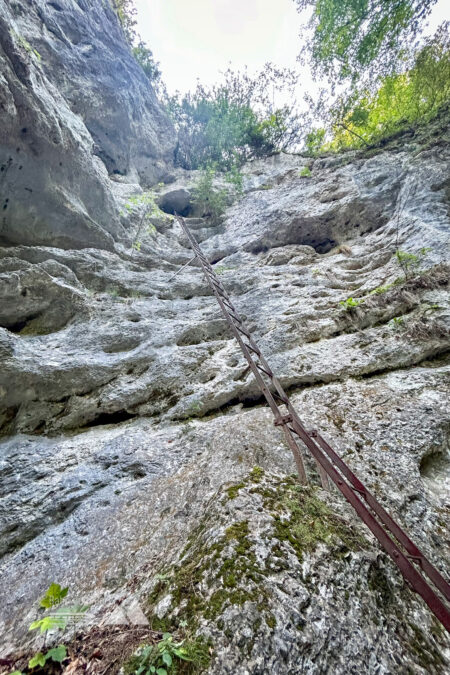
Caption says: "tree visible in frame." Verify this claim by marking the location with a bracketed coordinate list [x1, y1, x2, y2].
[166, 64, 303, 170]
[132, 41, 162, 84]
[294, 0, 437, 85]
[112, 0, 137, 44]
[314, 22, 450, 151]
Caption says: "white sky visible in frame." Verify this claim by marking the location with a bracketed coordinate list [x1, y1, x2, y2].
[135, 0, 449, 96]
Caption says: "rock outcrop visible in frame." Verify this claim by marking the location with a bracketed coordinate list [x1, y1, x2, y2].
[0, 0, 175, 250]
[0, 4, 449, 671]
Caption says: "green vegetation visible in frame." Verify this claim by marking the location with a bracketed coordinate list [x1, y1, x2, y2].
[113, 1, 449, 166]
[132, 41, 162, 82]
[306, 24, 450, 152]
[192, 164, 243, 225]
[111, 0, 137, 43]
[166, 65, 301, 171]
[11, 31, 41, 61]
[146, 469, 366, 647]
[121, 189, 164, 253]
[392, 316, 405, 329]
[191, 163, 243, 224]
[299, 166, 312, 177]
[295, 0, 437, 85]
[15, 583, 88, 672]
[191, 167, 228, 225]
[395, 247, 430, 280]
[305, 128, 326, 156]
[125, 633, 210, 675]
[111, 0, 161, 86]
[339, 296, 364, 310]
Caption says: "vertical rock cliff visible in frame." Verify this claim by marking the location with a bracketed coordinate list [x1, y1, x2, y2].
[0, 2, 449, 673]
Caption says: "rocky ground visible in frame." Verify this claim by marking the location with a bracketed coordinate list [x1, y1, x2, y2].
[0, 1, 449, 672]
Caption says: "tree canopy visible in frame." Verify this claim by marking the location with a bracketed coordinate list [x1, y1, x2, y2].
[295, 0, 437, 85]
[308, 22, 450, 151]
[167, 65, 302, 170]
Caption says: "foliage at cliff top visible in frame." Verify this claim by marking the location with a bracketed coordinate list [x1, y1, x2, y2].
[309, 23, 450, 152]
[295, 0, 438, 86]
[112, 0, 449, 163]
[111, 0, 161, 86]
[167, 65, 302, 171]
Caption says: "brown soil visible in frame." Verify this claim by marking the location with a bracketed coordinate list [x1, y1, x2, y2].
[0, 626, 161, 675]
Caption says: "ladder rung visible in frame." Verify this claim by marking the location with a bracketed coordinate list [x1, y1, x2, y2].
[221, 297, 236, 312]
[236, 324, 251, 338]
[243, 342, 260, 356]
[256, 363, 273, 378]
[273, 390, 289, 405]
[228, 311, 242, 324]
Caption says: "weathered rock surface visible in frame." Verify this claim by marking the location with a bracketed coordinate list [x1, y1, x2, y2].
[0, 0, 175, 250]
[0, 64, 449, 672]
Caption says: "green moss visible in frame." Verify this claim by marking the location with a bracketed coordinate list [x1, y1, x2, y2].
[407, 622, 447, 672]
[368, 564, 395, 607]
[150, 615, 171, 632]
[265, 613, 277, 629]
[226, 482, 245, 499]
[253, 477, 366, 562]
[249, 466, 264, 482]
[145, 469, 368, 656]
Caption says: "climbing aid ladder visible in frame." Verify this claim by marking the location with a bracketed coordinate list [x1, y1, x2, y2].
[175, 215, 450, 632]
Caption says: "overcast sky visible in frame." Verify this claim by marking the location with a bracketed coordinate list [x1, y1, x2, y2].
[135, 0, 449, 96]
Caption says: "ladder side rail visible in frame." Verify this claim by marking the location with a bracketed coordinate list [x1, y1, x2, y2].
[177, 217, 308, 482]
[312, 430, 450, 601]
[176, 215, 450, 630]
[288, 418, 450, 631]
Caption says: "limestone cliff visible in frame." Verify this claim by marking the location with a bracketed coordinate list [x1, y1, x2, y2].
[0, 3, 449, 673]
[0, 0, 174, 250]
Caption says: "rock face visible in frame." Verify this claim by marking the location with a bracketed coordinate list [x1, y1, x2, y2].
[0, 7, 449, 669]
[0, 0, 175, 250]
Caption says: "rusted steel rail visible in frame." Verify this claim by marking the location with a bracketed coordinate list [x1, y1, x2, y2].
[175, 214, 450, 632]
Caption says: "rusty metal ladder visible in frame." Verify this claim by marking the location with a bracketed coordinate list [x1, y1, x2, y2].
[175, 215, 450, 632]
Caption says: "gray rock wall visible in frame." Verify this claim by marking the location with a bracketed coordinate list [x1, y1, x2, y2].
[0, 0, 175, 250]
[0, 5, 449, 669]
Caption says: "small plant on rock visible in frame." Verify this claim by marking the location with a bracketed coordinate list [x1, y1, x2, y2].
[23, 583, 88, 672]
[299, 166, 312, 178]
[191, 166, 228, 225]
[122, 189, 163, 254]
[192, 164, 243, 225]
[392, 316, 404, 330]
[395, 247, 430, 280]
[126, 632, 208, 675]
[339, 297, 364, 310]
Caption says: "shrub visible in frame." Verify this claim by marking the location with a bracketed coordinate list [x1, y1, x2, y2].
[322, 24, 450, 150]
[167, 65, 303, 171]
[395, 247, 430, 280]
[299, 167, 312, 177]
[191, 164, 243, 225]
[132, 41, 161, 83]
[191, 167, 228, 225]
[125, 633, 210, 675]
[304, 128, 326, 156]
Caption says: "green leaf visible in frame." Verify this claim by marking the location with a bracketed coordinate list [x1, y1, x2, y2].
[29, 615, 67, 633]
[40, 583, 69, 608]
[9, 671, 24, 675]
[162, 651, 172, 667]
[28, 652, 46, 669]
[173, 646, 193, 661]
[156, 669, 167, 675]
[45, 645, 67, 663]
